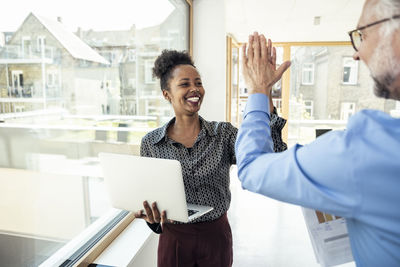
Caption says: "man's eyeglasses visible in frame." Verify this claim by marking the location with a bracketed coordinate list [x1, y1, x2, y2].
[348, 15, 400, 51]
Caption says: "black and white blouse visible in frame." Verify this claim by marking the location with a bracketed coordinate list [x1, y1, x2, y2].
[140, 111, 287, 233]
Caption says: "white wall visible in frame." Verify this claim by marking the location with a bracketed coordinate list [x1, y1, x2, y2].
[226, 0, 364, 43]
[193, 0, 227, 122]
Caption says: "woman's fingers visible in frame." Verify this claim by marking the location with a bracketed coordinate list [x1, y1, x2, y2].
[152, 202, 161, 223]
[161, 210, 167, 224]
[143, 201, 154, 223]
[134, 209, 146, 219]
[160, 210, 174, 224]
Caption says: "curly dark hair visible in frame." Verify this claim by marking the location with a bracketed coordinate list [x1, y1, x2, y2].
[153, 50, 195, 91]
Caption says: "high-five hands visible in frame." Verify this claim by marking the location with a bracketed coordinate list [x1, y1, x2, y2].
[242, 32, 291, 97]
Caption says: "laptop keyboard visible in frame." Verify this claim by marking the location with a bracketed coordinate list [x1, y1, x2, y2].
[188, 209, 199, 217]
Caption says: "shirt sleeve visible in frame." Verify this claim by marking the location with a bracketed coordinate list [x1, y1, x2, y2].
[235, 93, 361, 218]
[270, 107, 288, 152]
[146, 221, 163, 234]
[225, 122, 238, 165]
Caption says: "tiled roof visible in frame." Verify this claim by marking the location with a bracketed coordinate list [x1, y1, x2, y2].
[33, 13, 109, 65]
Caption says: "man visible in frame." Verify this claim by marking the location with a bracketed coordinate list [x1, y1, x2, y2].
[235, 0, 400, 266]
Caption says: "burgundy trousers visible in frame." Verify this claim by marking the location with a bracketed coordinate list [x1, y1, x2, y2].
[157, 213, 233, 267]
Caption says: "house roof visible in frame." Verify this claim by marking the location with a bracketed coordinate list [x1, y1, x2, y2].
[32, 13, 109, 65]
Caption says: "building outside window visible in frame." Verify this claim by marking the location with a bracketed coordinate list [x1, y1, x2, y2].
[128, 49, 136, 61]
[288, 45, 396, 147]
[342, 57, 358, 85]
[145, 59, 156, 84]
[0, 0, 190, 265]
[21, 36, 31, 57]
[37, 36, 46, 52]
[304, 100, 314, 118]
[340, 102, 356, 120]
[168, 30, 180, 50]
[301, 63, 314, 85]
[47, 70, 59, 87]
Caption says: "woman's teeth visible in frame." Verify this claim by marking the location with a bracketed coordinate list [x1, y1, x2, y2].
[187, 97, 200, 103]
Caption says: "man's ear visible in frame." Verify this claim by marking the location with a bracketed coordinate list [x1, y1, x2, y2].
[162, 90, 171, 102]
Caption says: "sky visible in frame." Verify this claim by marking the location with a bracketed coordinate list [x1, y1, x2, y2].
[0, 0, 175, 32]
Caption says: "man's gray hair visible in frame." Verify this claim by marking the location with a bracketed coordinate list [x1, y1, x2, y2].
[373, 0, 400, 36]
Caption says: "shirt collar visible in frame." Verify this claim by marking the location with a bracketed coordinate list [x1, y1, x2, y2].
[151, 116, 217, 145]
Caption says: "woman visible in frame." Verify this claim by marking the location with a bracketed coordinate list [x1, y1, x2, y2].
[134, 50, 286, 267]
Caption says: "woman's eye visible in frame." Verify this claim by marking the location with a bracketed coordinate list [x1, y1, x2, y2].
[179, 83, 189, 87]
[196, 82, 203, 86]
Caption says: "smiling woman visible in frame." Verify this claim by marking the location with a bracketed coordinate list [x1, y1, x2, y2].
[134, 49, 288, 267]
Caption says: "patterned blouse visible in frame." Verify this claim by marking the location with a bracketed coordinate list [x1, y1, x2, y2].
[140, 110, 287, 233]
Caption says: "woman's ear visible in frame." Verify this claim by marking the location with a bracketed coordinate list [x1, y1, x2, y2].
[162, 90, 171, 102]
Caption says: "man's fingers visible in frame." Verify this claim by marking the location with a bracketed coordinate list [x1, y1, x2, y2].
[143, 201, 154, 223]
[260, 34, 267, 61]
[267, 38, 272, 63]
[253, 32, 261, 62]
[275, 61, 291, 81]
[152, 202, 161, 223]
[272, 47, 277, 69]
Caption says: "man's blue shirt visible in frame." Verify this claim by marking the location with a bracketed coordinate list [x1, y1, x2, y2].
[235, 93, 400, 266]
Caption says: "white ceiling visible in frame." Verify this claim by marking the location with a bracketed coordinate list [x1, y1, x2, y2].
[225, 0, 365, 43]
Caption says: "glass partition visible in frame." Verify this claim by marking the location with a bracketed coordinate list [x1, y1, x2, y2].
[287, 45, 398, 147]
[226, 42, 400, 145]
[0, 0, 190, 265]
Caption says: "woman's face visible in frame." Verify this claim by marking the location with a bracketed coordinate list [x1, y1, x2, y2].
[163, 64, 205, 116]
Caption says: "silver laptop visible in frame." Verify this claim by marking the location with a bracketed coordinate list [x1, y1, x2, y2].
[98, 153, 213, 223]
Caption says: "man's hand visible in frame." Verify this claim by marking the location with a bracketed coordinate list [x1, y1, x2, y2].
[242, 32, 291, 97]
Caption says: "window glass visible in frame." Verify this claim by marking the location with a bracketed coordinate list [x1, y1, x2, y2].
[0, 0, 189, 265]
[342, 57, 358, 85]
[301, 63, 315, 85]
[288, 45, 397, 147]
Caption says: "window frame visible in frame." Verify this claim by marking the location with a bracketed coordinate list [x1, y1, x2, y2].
[340, 102, 356, 120]
[46, 70, 59, 87]
[342, 57, 359, 85]
[304, 100, 314, 118]
[37, 36, 46, 53]
[301, 62, 315, 85]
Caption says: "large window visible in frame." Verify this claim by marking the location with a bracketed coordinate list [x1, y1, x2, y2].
[288, 45, 397, 146]
[227, 43, 398, 147]
[0, 0, 190, 265]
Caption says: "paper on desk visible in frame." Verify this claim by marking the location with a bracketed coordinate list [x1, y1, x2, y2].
[302, 208, 354, 267]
